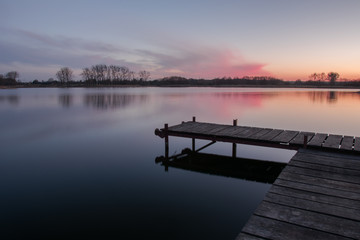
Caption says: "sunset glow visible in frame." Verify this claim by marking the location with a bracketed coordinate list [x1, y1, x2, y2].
[1, 0, 360, 81]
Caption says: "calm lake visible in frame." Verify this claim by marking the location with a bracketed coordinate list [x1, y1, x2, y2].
[1, 87, 360, 239]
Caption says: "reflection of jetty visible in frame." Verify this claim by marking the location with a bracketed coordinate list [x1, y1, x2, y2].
[156, 151, 285, 184]
[154, 118, 360, 239]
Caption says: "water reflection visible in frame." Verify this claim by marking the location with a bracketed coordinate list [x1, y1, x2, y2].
[58, 94, 73, 108]
[156, 151, 285, 184]
[0, 95, 19, 105]
[84, 94, 147, 110]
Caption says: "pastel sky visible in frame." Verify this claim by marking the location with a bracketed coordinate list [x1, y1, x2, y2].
[1, 0, 360, 81]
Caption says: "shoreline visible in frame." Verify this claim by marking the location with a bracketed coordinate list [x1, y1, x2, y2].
[1, 84, 360, 90]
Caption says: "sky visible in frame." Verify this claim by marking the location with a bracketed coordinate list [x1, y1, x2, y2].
[1, 0, 360, 81]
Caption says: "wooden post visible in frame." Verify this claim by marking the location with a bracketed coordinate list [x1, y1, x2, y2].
[232, 119, 237, 158]
[192, 116, 196, 151]
[165, 123, 169, 159]
[303, 135, 308, 149]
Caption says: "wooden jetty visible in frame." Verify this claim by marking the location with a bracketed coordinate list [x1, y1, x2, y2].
[154, 118, 360, 240]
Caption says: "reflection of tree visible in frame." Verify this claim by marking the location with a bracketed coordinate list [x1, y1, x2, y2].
[84, 94, 147, 110]
[59, 94, 73, 108]
[308, 91, 338, 103]
[0, 95, 19, 105]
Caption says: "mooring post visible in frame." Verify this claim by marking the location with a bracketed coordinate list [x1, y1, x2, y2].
[303, 135, 308, 149]
[192, 116, 196, 151]
[232, 119, 237, 158]
[164, 123, 169, 159]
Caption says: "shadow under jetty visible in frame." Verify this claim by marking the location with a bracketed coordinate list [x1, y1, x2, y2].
[156, 150, 286, 184]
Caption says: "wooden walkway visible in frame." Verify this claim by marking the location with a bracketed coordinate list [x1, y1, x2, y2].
[237, 149, 360, 240]
[156, 121, 360, 152]
[154, 120, 360, 239]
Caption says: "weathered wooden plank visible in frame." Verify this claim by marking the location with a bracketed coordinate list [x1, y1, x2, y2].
[213, 126, 251, 137]
[307, 133, 327, 147]
[269, 185, 360, 210]
[274, 178, 360, 201]
[354, 137, 360, 152]
[323, 134, 343, 149]
[246, 128, 273, 140]
[254, 201, 360, 239]
[264, 192, 360, 221]
[235, 127, 263, 138]
[206, 125, 234, 135]
[235, 233, 267, 240]
[184, 123, 225, 134]
[290, 132, 315, 145]
[259, 129, 283, 141]
[278, 170, 360, 193]
[271, 130, 299, 143]
[167, 121, 198, 131]
[292, 151, 360, 170]
[241, 215, 349, 240]
[297, 148, 360, 160]
[340, 136, 354, 151]
[287, 161, 360, 180]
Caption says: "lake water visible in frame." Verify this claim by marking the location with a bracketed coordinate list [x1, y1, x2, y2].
[1, 87, 360, 239]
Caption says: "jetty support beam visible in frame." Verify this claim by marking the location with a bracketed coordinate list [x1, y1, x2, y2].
[232, 119, 237, 158]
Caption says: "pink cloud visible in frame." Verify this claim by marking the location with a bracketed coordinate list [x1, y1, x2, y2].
[139, 47, 270, 79]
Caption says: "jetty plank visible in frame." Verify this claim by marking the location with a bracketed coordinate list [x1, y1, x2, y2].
[291, 151, 360, 170]
[322, 134, 343, 149]
[240, 215, 349, 240]
[307, 133, 327, 147]
[167, 121, 197, 132]
[269, 185, 360, 210]
[264, 192, 360, 222]
[254, 201, 360, 239]
[288, 160, 360, 177]
[283, 165, 360, 185]
[235, 127, 263, 138]
[278, 170, 360, 193]
[340, 136, 354, 150]
[289, 132, 315, 145]
[246, 128, 273, 140]
[259, 129, 283, 141]
[271, 130, 299, 143]
[213, 126, 251, 137]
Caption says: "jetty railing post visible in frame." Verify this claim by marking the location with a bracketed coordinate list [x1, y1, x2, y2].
[192, 116, 196, 152]
[164, 123, 169, 159]
[232, 119, 237, 158]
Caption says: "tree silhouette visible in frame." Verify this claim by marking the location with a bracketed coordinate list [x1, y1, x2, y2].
[56, 67, 73, 83]
[6, 71, 19, 80]
[327, 72, 339, 85]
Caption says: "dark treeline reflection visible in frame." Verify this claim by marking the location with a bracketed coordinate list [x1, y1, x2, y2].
[58, 94, 73, 108]
[0, 95, 19, 105]
[212, 91, 360, 104]
[157, 151, 285, 184]
[83, 94, 148, 110]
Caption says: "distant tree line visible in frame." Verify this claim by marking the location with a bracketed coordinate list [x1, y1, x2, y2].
[308, 72, 339, 85]
[4, 67, 360, 88]
[80, 64, 150, 84]
[0, 71, 19, 85]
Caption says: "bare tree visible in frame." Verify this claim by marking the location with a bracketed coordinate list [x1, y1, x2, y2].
[138, 70, 151, 81]
[319, 72, 326, 81]
[81, 67, 92, 81]
[56, 67, 73, 83]
[327, 72, 339, 85]
[6, 71, 19, 80]
[309, 73, 318, 81]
